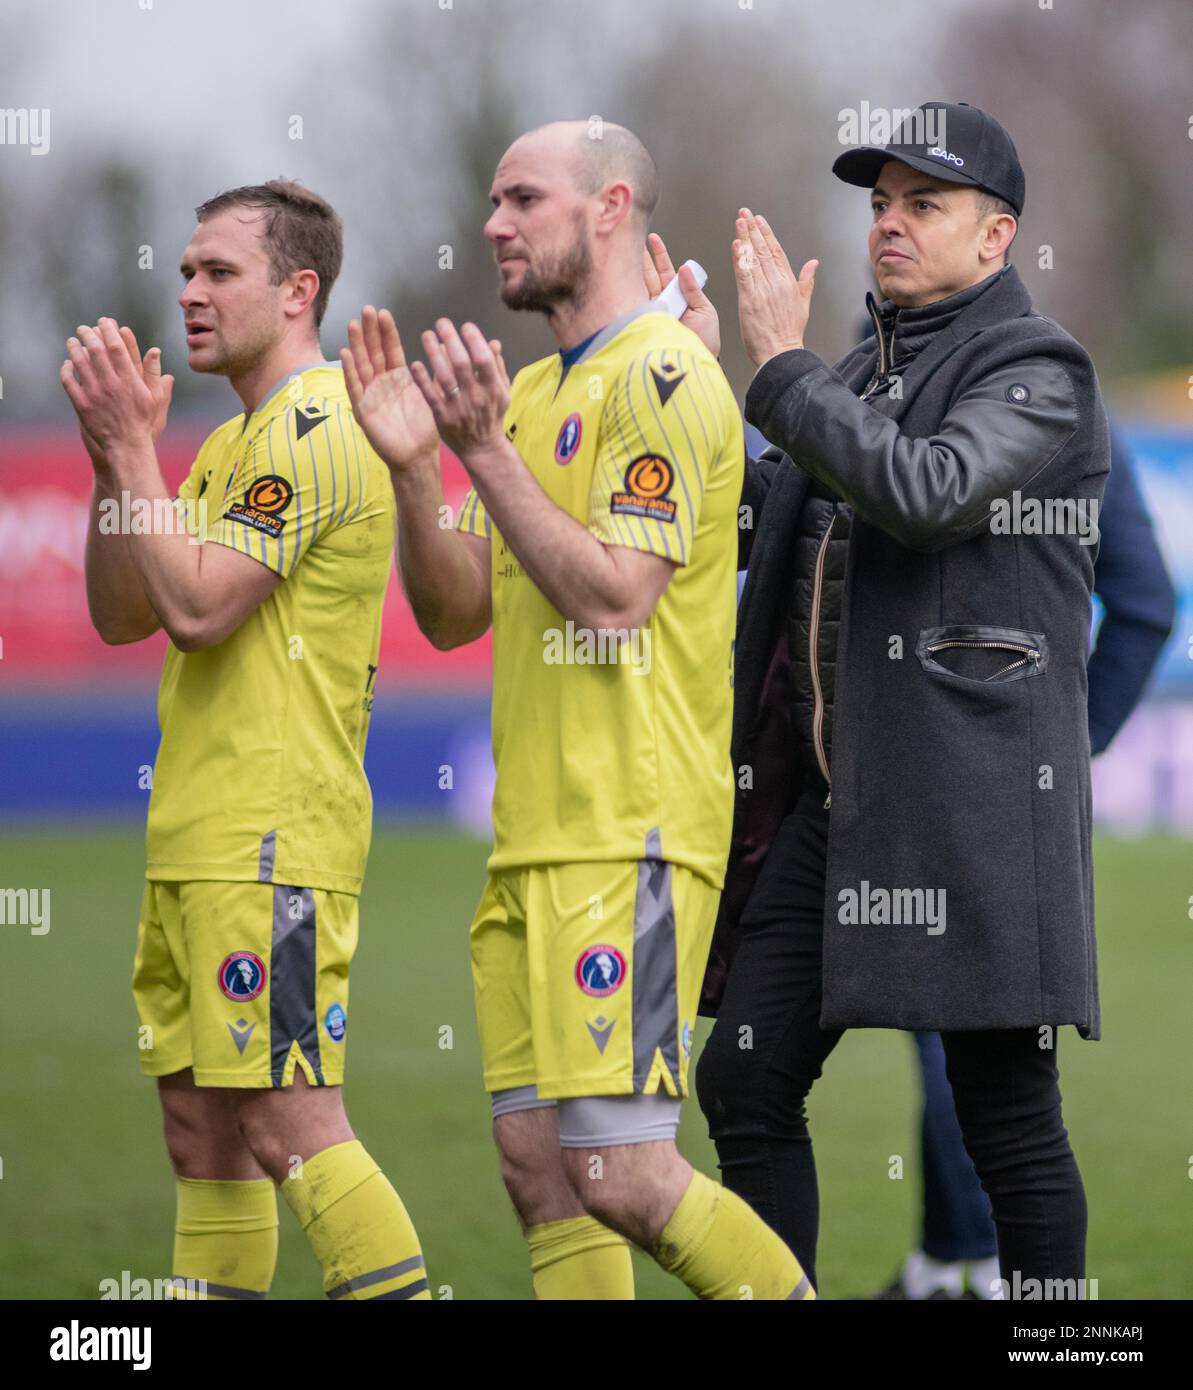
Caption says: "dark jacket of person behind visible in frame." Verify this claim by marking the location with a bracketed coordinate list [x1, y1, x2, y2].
[1088, 425, 1177, 753]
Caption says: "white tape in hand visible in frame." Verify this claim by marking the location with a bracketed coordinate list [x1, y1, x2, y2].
[651, 259, 708, 319]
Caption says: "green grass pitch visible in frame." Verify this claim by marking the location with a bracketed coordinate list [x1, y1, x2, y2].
[2, 826, 1189, 1299]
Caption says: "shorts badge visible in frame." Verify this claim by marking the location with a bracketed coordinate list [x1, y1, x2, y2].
[576, 944, 627, 997]
[325, 1002, 347, 1043]
[218, 951, 267, 1001]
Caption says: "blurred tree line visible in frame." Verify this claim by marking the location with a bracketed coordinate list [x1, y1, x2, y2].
[0, 0, 1188, 424]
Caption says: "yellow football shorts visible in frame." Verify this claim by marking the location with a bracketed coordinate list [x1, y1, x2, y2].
[469, 859, 720, 1100]
[132, 879, 358, 1088]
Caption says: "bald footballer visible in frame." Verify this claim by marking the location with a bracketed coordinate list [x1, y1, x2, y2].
[343, 122, 812, 1300]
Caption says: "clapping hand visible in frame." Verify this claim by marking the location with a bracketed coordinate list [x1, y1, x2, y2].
[733, 208, 817, 368]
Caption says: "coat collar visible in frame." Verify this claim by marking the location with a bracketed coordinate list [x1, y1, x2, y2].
[858, 264, 1034, 419]
[863, 264, 1032, 387]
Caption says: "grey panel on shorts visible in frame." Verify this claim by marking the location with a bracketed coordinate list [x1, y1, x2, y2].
[557, 1092, 681, 1148]
[269, 885, 323, 1087]
[632, 856, 680, 1091]
[491, 1084, 558, 1119]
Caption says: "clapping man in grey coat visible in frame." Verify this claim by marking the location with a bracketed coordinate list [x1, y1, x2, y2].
[656, 101, 1110, 1297]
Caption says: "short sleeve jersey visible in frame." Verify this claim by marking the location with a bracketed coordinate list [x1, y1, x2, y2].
[146, 364, 395, 895]
[456, 308, 744, 887]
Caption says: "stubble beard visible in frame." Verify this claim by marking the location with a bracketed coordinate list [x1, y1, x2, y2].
[192, 312, 279, 379]
[500, 218, 594, 317]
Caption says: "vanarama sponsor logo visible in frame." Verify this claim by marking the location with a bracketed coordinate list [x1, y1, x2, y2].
[610, 454, 677, 525]
[223, 474, 293, 539]
[542, 621, 652, 675]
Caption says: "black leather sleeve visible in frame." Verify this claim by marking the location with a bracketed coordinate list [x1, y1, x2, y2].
[745, 350, 1080, 552]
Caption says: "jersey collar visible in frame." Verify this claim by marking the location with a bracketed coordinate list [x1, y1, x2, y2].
[568, 301, 667, 369]
[554, 302, 668, 398]
[244, 358, 340, 430]
[559, 327, 602, 371]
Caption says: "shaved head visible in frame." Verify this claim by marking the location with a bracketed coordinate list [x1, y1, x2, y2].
[512, 120, 659, 233]
[486, 120, 659, 328]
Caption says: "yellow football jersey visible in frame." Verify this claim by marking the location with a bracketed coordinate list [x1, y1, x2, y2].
[146, 363, 395, 895]
[457, 307, 743, 887]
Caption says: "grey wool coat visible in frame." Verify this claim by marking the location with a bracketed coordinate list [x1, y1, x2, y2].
[701, 265, 1110, 1039]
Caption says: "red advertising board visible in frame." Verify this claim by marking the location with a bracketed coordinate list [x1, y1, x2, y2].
[0, 428, 491, 687]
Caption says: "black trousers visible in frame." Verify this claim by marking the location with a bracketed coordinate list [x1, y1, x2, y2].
[695, 789, 1088, 1293]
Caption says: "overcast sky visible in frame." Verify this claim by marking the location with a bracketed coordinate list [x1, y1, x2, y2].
[11, 0, 968, 135]
[6, 0, 1183, 418]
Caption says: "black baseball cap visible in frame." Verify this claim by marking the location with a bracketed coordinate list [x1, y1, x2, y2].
[832, 101, 1025, 216]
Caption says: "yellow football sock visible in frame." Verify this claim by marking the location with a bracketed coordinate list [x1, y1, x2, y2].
[281, 1139, 430, 1300]
[652, 1170, 815, 1300]
[171, 1176, 278, 1300]
[527, 1216, 635, 1300]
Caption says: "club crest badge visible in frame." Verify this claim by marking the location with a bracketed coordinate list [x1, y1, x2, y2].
[575, 944, 627, 998]
[217, 951, 267, 1001]
[554, 413, 583, 465]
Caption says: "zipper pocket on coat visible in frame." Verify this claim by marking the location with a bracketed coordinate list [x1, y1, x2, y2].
[916, 625, 1049, 685]
[926, 638, 1040, 682]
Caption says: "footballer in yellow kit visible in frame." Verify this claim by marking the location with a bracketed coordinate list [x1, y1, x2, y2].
[456, 306, 743, 1101]
[343, 119, 808, 1302]
[133, 362, 395, 1088]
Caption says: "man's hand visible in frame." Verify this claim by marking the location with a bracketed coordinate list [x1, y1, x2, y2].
[409, 318, 511, 464]
[341, 307, 441, 471]
[733, 208, 818, 369]
[643, 232, 721, 357]
[62, 320, 173, 458]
